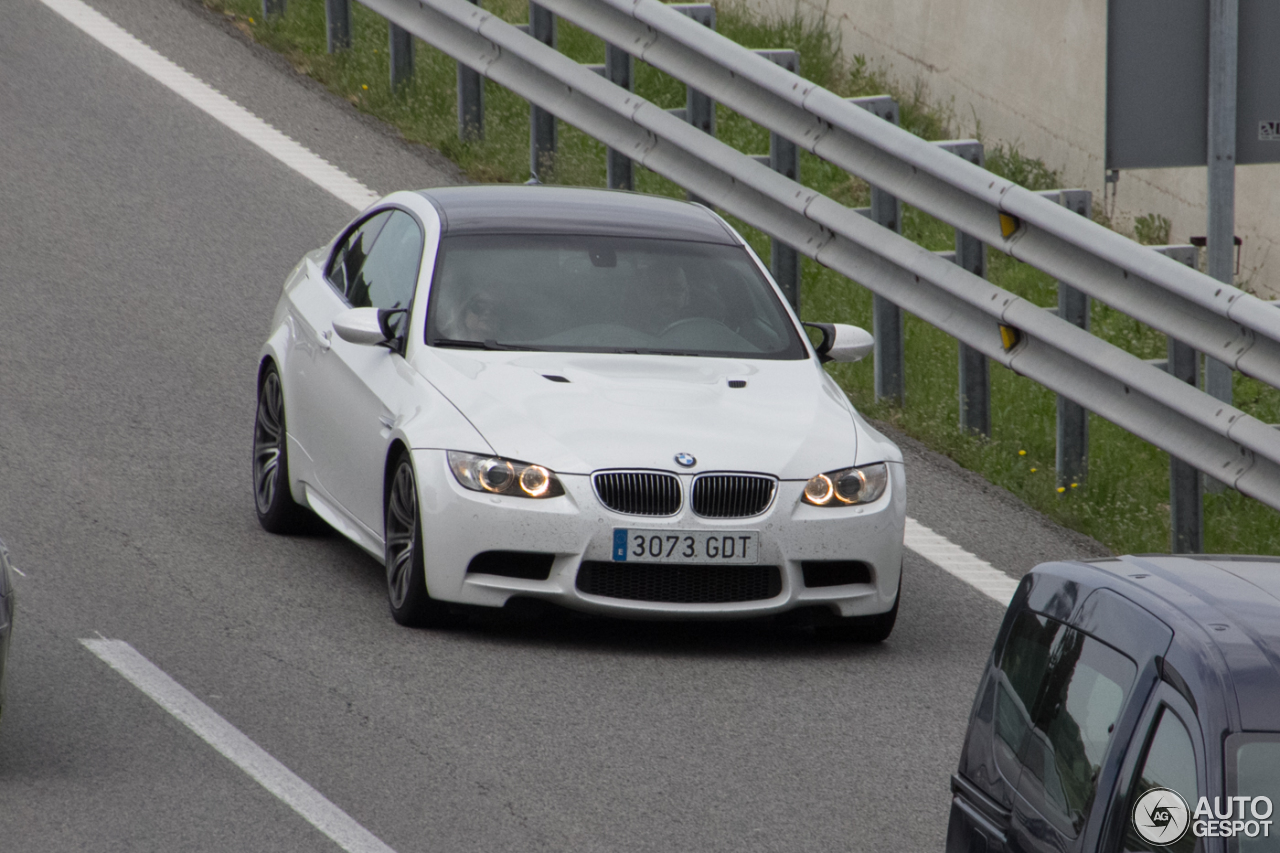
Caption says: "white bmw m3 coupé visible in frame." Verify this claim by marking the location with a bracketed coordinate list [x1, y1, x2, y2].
[254, 186, 905, 639]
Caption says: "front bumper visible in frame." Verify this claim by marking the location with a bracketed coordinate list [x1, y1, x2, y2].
[414, 449, 905, 619]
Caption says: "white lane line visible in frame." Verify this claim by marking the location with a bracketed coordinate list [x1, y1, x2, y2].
[38, 0, 380, 212]
[904, 517, 1021, 606]
[81, 639, 397, 853]
[41, 0, 1027, 611]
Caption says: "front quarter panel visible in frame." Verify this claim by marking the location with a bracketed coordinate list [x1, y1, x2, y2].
[392, 367, 494, 457]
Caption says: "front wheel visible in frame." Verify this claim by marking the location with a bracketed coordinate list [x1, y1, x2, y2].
[385, 454, 452, 628]
[253, 365, 308, 534]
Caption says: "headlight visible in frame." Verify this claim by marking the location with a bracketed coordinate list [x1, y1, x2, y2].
[447, 451, 565, 499]
[802, 462, 888, 506]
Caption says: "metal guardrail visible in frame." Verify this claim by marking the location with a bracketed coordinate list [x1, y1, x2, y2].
[561, 0, 1280, 385]
[313, 0, 1280, 518]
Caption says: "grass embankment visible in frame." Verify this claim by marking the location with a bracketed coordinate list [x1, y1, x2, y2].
[206, 0, 1280, 554]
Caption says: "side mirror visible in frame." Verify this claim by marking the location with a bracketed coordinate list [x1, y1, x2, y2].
[332, 307, 406, 346]
[804, 322, 874, 363]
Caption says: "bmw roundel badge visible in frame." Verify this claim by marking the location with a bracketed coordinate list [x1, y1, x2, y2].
[674, 452, 696, 468]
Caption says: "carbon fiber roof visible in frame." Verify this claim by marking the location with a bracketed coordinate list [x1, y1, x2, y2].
[417, 185, 738, 243]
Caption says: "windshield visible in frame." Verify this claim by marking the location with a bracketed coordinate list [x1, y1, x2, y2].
[1229, 734, 1280, 853]
[425, 234, 808, 359]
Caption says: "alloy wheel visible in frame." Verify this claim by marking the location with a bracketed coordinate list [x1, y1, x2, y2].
[253, 371, 285, 516]
[386, 461, 418, 610]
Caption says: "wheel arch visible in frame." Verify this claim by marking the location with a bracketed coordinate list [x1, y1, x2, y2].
[384, 440, 412, 511]
[257, 355, 278, 389]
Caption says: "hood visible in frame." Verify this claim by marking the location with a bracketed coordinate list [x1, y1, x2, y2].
[412, 349, 862, 478]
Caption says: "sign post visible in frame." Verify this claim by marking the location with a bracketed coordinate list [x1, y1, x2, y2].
[1205, 0, 1238, 405]
[1106, 0, 1280, 405]
[1106, 0, 1280, 544]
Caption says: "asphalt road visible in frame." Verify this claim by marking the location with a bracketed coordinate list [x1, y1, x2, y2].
[0, 0, 1109, 848]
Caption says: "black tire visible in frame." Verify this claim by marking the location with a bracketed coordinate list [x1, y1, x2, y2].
[816, 570, 900, 643]
[384, 454, 452, 628]
[253, 365, 308, 534]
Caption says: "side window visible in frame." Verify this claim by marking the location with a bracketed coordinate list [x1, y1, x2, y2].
[996, 609, 1138, 836]
[327, 211, 393, 301]
[348, 210, 423, 318]
[1122, 707, 1200, 853]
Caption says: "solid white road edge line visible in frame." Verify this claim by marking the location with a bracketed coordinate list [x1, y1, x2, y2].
[37, 0, 380, 212]
[904, 517, 1021, 606]
[42, 0, 1023, 611]
[80, 639, 398, 853]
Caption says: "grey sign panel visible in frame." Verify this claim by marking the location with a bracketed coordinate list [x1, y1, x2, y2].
[1106, 0, 1208, 170]
[1237, 0, 1280, 165]
[1107, 0, 1280, 169]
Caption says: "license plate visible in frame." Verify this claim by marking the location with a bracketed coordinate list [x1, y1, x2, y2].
[611, 529, 759, 564]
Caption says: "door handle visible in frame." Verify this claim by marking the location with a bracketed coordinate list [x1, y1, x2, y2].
[319, 329, 332, 351]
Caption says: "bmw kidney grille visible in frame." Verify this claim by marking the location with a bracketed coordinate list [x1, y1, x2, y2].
[592, 471, 776, 518]
[691, 474, 776, 518]
[592, 471, 682, 516]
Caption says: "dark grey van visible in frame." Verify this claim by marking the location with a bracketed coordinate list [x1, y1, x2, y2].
[948, 555, 1280, 853]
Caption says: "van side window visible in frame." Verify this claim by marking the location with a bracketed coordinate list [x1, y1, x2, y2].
[1123, 708, 1200, 853]
[997, 609, 1138, 836]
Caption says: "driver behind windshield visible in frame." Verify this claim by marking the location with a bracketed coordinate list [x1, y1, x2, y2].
[425, 233, 807, 359]
[633, 260, 694, 336]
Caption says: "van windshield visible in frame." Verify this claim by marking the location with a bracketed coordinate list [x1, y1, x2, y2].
[1231, 735, 1280, 853]
[425, 234, 807, 359]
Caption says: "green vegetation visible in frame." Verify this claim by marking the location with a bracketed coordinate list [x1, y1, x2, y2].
[1133, 213, 1173, 246]
[207, 0, 1280, 555]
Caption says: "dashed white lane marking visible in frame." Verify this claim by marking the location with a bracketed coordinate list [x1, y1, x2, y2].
[81, 640, 398, 853]
[905, 517, 1021, 606]
[38, 0, 380, 212]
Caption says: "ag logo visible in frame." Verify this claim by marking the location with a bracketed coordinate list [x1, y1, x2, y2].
[1133, 787, 1190, 845]
[674, 452, 696, 468]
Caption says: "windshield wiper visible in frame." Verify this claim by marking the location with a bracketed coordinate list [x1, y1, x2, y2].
[432, 338, 541, 352]
[612, 347, 703, 357]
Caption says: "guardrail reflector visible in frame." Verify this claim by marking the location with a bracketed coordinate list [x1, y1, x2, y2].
[999, 213, 1021, 239]
[999, 325, 1022, 351]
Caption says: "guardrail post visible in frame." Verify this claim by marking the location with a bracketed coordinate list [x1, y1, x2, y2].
[456, 0, 484, 142]
[528, 2, 557, 180]
[325, 0, 350, 52]
[262, 0, 284, 17]
[672, 5, 716, 205]
[389, 23, 414, 91]
[851, 96, 904, 405]
[1054, 190, 1093, 490]
[605, 43, 633, 189]
[757, 50, 801, 309]
[1155, 244, 1205, 552]
[1169, 336, 1204, 552]
[938, 140, 988, 435]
